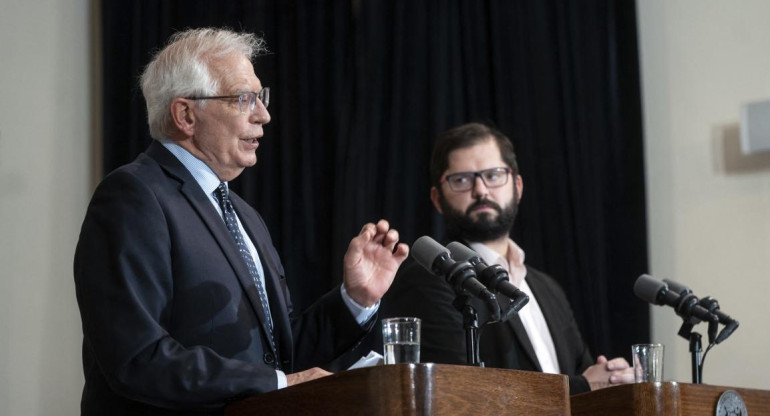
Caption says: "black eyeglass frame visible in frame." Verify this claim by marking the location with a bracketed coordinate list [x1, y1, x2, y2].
[440, 167, 513, 192]
[185, 87, 270, 113]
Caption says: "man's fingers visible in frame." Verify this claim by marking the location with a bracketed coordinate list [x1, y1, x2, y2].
[393, 242, 410, 259]
[357, 220, 402, 248]
[383, 228, 399, 247]
[610, 368, 635, 384]
[359, 223, 376, 239]
[376, 219, 390, 233]
[606, 357, 630, 370]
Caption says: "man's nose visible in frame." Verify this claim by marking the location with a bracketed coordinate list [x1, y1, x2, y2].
[471, 175, 489, 198]
[250, 99, 271, 125]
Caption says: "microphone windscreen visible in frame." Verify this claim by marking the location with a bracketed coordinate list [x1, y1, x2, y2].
[446, 242, 478, 262]
[411, 236, 449, 271]
[634, 274, 666, 304]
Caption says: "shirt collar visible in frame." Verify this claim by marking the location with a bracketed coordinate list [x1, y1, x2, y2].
[160, 140, 224, 197]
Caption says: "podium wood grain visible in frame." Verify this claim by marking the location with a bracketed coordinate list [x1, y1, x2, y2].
[226, 363, 569, 416]
[571, 381, 770, 416]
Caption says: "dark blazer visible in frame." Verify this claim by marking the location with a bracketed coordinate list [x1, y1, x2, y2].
[378, 258, 593, 394]
[74, 142, 370, 415]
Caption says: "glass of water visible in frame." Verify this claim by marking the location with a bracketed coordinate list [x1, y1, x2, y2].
[382, 317, 421, 364]
[632, 343, 664, 382]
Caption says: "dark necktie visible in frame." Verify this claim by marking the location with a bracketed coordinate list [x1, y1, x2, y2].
[214, 183, 277, 354]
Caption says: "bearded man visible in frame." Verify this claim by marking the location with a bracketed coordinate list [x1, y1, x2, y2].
[379, 122, 633, 394]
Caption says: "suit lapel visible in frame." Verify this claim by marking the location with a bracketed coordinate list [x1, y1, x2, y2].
[496, 267, 542, 371]
[145, 143, 277, 355]
[506, 311, 543, 372]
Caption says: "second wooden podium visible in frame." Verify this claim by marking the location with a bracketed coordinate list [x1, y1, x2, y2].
[571, 381, 770, 416]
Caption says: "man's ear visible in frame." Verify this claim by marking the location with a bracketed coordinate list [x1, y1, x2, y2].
[169, 98, 196, 137]
[430, 186, 443, 214]
[515, 174, 523, 203]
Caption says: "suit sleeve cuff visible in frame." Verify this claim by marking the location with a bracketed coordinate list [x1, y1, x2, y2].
[276, 370, 287, 389]
[340, 285, 379, 326]
[569, 375, 591, 395]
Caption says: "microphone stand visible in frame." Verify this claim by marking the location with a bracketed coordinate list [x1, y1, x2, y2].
[689, 333, 703, 384]
[677, 321, 702, 384]
[453, 295, 484, 367]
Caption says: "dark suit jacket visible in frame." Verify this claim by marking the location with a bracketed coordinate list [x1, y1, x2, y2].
[74, 142, 371, 415]
[378, 258, 593, 394]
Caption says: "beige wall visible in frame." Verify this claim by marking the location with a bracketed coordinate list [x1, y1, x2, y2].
[638, 0, 770, 389]
[1, 1, 769, 414]
[0, 0, 90, 414]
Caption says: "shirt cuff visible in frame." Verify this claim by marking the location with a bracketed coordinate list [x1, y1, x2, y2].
[340, 285, 379, 325]
[276, 370, 287, 389]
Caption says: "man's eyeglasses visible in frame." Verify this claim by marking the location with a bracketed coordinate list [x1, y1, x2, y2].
[186, 87, 270, 114]
[441, 167, 512, 192]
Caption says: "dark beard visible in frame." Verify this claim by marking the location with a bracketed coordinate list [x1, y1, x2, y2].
[440, 195, 518, 243]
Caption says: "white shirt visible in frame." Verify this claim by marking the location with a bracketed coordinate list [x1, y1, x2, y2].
[469, 240, 561, 374]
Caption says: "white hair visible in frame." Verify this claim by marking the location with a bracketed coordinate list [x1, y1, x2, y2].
[139, 28, 267, 140]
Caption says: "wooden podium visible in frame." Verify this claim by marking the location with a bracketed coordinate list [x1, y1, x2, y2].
[571, 381, 770, 416]
[226, 363, 569, 416]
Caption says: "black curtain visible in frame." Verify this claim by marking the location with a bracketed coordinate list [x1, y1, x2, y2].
[102, 0, 648, 360]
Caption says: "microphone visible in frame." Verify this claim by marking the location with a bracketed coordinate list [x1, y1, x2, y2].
[663, 278, 739, 344]
[663, 278, 717, 343]
[633, 274, 718, 324]
[446, 242, 529, 316]
[411, 236, 499, 311]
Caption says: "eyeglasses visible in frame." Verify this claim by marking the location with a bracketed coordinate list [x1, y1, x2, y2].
[186, 87, 270, 114]
[441, 167, 512, 192]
